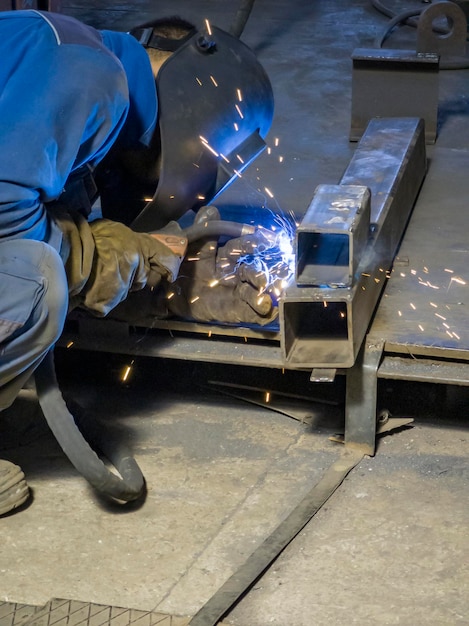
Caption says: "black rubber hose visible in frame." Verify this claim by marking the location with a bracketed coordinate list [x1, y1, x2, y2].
[373, 7, 422, 48]
[229, 0, 256, 38]
[182, 220, 255, 243]
[35, 349, 145, 502]
[371, 0, 469, 69]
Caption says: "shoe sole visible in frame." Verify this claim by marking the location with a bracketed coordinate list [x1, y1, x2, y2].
[0, 464, 30, 516]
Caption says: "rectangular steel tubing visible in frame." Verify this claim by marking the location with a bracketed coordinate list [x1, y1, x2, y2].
[280, 117, 427, 369]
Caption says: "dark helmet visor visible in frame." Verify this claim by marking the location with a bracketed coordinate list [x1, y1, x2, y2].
[131, 26, 274, 231]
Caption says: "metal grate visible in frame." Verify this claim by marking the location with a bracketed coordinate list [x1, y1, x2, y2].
[0, 601, 191, 626]
[0, 603, 41, 626]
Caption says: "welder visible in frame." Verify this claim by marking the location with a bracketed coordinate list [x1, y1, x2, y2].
[0, 9, 275, 515]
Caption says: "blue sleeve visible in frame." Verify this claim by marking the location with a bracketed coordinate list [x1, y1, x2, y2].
[0, 12, 130, 249]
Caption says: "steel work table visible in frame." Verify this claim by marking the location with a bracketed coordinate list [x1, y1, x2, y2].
[345, 146, 469, 453]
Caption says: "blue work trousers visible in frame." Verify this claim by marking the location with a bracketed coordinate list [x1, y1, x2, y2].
[0, 240, 68, 410]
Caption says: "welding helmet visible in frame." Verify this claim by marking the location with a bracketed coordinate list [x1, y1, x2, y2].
[129, 24, 274, 232]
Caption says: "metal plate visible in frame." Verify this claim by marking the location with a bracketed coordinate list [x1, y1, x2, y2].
[369, 147, 469, 360]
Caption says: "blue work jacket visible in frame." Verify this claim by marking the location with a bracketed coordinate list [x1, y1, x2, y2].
[0, 10, 157, 249]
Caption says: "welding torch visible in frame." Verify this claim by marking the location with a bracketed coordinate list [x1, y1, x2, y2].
[151, 215, 276, 257]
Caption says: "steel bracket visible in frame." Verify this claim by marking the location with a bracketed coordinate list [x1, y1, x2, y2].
[350, 48, 439, 144]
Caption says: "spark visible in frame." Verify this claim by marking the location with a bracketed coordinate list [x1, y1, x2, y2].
[217, 212, 296, 303]
[435, 313, 446, 320]
[209, 279, 219, 287]
[122, 362, 134, 382]
[203, 143, 219, 157]
[220, 153, 230, 163]
[274, 137, 279, 147]
[279, 156, 284, 163]
[430, 302, 438, 308]
[234, 123, 239, 131]
[418, 324, 424, 332]
[446, 330, 453, 338]
[235, 104, 244, 119]
[265, 392, 271, 403]
[197, 194, 205, 200]
[444, 268, 454, 273]
[450, 277, 466, 286]
[205, 18, 212, 35]
[420, 281, 440, 290]
[237, 88, 243, 102]
[410, 303, 416, 310]
[167, 291, 175, 300]
[196, 77, 202, 86]
[144, 197, 153, 202]
[264, 187, 274, 198]
[236, 154, 245, 164]
[66, 341, 74, 348]
[267, 147, 272, 155]
[208, 330, 212, 338]
[398, 310, 402, 316]
[190, 296, 200, 303]
[210, 75, 218, 86]
[453, 332, 461, 340]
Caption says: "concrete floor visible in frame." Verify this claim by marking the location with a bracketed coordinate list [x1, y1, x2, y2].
[2, 0, 469, 624]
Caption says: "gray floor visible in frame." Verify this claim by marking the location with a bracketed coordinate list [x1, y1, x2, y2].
[2, 1, 469, 625]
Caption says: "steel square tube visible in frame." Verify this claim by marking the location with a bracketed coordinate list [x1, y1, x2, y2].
[296, 184, 371, 288]
[280, 117, 427, 369]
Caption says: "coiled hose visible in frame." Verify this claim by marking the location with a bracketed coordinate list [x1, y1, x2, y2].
[35, 349, 145, 502]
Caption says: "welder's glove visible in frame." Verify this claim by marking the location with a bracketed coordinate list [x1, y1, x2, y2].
[52, 208, 184, 316]
[216, 229, 292, 306]
[162, 207, 278, 326]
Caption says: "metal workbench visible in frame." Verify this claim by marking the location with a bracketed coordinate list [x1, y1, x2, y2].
[345, 146, 469, 453]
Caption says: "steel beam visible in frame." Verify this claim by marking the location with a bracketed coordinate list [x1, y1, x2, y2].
[280, 117, 427, 369]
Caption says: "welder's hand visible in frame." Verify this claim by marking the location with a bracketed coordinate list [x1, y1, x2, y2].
[215, 230, 274, 277]
[163, 207, 278, 326]
[216, 229, 292, 306]
[82, 219, 184, 315]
